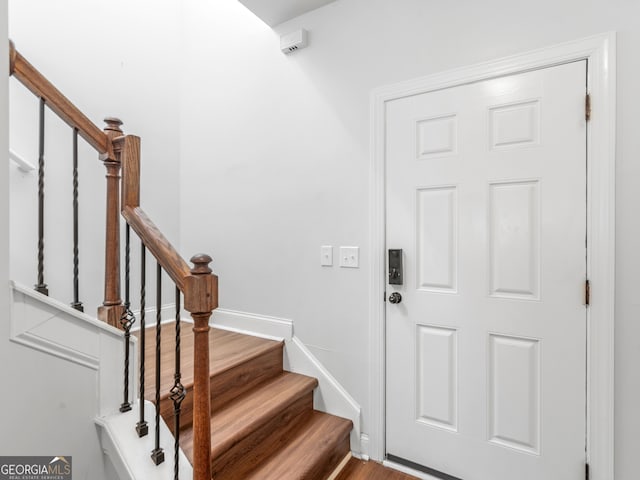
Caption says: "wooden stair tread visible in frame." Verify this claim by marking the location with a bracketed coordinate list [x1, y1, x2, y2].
[138, 322, 354, 479]
[179, 371, 318, 461]
[135, 323, 283, 402]
[242, 411, 353, 480]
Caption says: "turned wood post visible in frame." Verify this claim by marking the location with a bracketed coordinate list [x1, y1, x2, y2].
[185, 254, 218, 480]
[98, 117, 125, 328]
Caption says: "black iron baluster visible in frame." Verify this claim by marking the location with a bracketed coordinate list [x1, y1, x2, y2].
[169, 287, 186, 480]
[35, 98, 48, 296]
[119, 224, 135, 413]
[70, 128, 83, 312]
[136, 244, 149, 437]
[151, 262, 165, 465]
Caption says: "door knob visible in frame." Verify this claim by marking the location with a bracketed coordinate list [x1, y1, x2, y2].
[388, 292, 402, 304]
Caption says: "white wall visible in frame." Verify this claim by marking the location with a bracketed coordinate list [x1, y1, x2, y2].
[1, 284, 126, 480]
[4, 0, 180, 475]
[0, 0, 8, 296]
[9, 0, 181, 314]
[0, 339, 113, 478]
[0, 0, 12, 462]
[180, 0, 371, 439]
[0, 0, 10, 376]
[179, 0, 640, 477]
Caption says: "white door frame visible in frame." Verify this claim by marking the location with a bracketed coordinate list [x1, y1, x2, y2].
[368, 33, 616, 479]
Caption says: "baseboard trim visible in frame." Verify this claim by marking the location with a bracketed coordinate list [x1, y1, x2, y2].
[354, 434, 370, 461]
[130, 303, 179, 331]
[212, 308, 293, 340]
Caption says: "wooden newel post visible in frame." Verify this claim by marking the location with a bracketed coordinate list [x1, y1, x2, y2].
[185, 254, 218, 480]
[98, 117, 125, 328]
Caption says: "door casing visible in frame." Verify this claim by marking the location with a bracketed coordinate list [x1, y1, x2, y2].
[368, 33, 616, 479]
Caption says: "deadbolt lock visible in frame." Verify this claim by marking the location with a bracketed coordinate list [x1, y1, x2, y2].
[388, 249, 403, 285]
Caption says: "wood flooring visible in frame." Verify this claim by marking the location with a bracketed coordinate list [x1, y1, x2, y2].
[336, 458, 420, 480]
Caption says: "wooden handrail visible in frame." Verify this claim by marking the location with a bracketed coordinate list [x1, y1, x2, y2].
[119, 134, 216, 479]
[117, 134, 196, 294]
[123, 206, 192, 291]
[117, 134, 218, 313]
[10, 42, 216, 480]
[117, 130, 215, 478]
[9, 41, 114, 161]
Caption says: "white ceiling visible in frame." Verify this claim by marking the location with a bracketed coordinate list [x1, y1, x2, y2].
[238, 0, 337, 27]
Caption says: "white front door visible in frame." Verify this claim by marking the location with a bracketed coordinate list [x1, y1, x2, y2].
[385, 61, 587, 480]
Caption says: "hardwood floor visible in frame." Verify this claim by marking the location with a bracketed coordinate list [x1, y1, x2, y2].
[336, 458, 419, 480]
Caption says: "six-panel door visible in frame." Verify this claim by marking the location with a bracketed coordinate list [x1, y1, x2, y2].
[385, 61, 587, 480]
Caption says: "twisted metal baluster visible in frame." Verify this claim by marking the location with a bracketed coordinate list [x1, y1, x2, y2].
[136, 244, 149, 437]
[151, 262, 165, 465]
[119, 224, 135, 413]
[35, 98, 48, 296]
[70, 128, 83, 312]
[170, 287, 186, 480]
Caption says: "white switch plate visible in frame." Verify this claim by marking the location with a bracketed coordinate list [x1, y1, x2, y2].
[339, 246, 359, 268]
[320, 246, 333, 266]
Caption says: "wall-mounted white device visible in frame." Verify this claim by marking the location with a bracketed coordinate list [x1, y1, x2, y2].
[280, 29, 308, 54]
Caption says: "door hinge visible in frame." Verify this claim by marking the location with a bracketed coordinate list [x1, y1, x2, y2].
[585, 93, 591, 122]
[585, 462, 590, 480]
[585, 279, 591, 306]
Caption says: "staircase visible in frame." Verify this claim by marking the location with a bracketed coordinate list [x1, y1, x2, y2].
[140, 322, 353, 479]
[9, 41, 356, 480]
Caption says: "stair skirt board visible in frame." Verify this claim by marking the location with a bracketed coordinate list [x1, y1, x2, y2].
[96, 401, 193, 480]
[212, 307, 364, 456]
[10, 281, 127, 417]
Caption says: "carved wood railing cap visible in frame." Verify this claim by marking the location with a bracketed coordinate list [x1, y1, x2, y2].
[104, 117, 124, 133]
[190, 254, 212, 275]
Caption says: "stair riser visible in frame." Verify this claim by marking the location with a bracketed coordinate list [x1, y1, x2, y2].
[211, 344, 284, 411]
[160, 344, 284, 432]
[242, 412, 353, 480]
[213, 393, 314, 480]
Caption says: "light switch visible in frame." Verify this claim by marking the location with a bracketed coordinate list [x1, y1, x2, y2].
[320, 246, 333, 266]
[339, 246, 359, 268]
